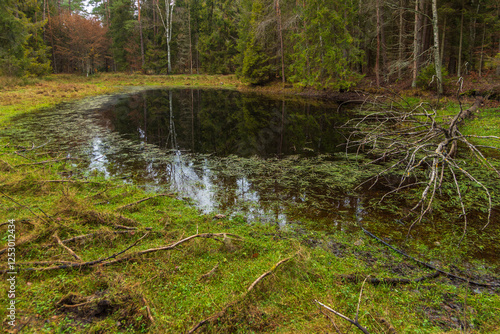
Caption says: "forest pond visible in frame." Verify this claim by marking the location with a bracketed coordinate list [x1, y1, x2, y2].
[7, 88, 499, 262]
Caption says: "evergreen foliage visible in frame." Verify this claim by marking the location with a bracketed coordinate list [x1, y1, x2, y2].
[0, 0, 51, 76]
[2, 0, 500, 86]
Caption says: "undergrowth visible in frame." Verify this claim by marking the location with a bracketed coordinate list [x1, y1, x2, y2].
[0, 140, 499, 333]
[0, 74, 499, 333]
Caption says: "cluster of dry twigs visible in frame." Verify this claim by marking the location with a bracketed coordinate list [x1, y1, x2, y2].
[343, 84, 499, 238]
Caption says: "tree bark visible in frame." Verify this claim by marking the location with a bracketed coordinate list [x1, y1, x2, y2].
[188, 0, 193, 74]
[398, 0, 404, 79]
[276, 0, 285, 84]
[412, 0, 422, 88]
[376, 0, 381, 87]
[431, 0, 443, 94]
[478, 22, 485, 77]
[457, 4, 464, 77]
[440, 15, 446, 66]
[138, 0, 145, 70]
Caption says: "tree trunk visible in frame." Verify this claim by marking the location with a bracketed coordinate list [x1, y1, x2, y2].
[457, 5, 464, 77]
[188, 0, 193, 74]
[412, 0, 421, 88]
[166, 0, 174, 74]
[138, 0, 145, 70]
[380, 2, 387, 82]
[376, 0, 381, 87]
[398, 0, 404, 80]
[158, 0, 175, 74]
[469, 1, 481, 71]
[276, 0, 285, 84]
[431, 0, 443, 94]
[478, 22, 485, 77]
[440, 15, 446, 66]
[497, 38, 500, 76]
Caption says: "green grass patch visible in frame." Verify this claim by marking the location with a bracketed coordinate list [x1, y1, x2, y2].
[0, 141, 499, 333]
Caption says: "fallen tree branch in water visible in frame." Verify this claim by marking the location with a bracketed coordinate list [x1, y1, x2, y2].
[343, 85, 499, 235]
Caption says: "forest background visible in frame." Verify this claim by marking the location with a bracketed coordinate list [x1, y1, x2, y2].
[1, 0, 500, 91]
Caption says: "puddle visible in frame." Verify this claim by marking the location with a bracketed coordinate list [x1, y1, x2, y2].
[5, 88, 499, 264]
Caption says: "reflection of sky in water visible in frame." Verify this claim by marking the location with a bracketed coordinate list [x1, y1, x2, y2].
[8, 89, 364, 229]
[88, 137, 110, 178]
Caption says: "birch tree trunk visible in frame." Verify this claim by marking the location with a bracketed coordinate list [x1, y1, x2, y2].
[431, 0, 443, 94]
[138, 0, 145, 69]
[158, 0, 175, 74]
[166, 0, 175, 74]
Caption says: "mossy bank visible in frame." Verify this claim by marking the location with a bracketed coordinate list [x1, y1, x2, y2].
[0, 74, 499, 333]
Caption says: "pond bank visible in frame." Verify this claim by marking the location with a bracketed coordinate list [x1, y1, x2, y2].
[1, 73, 499, 333]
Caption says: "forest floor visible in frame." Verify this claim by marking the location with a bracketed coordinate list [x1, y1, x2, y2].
[0, 73, 499, 333]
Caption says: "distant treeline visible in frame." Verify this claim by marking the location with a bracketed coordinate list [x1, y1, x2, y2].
[1, 0, 499, 89]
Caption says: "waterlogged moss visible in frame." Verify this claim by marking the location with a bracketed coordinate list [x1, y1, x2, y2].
[0, 86, 499, 332]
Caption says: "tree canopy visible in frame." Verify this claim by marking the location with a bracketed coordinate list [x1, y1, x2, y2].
[1, 0, 499, 87]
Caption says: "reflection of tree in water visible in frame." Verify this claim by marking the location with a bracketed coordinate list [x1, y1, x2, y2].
[93, 89, 355, 223]
[102, 89, 348, 157]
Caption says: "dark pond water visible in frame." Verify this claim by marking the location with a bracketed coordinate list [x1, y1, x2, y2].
[6, 88, 499, 264]
[7, 88, 368, 228]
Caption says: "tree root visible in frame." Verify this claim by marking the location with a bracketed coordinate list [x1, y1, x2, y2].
[199, 263, 219, 281]
[340, 271, 440, 285]
[142, 296, 155, 324]
[360, 224, 500, 288]
[188, 255, 294, 333]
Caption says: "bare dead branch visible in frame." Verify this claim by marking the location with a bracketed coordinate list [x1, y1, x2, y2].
[188, 255, 294, 333]
[315, 298, 371, 334]
[116, 193, 175, 211]
[142, 296, 155, 324]
[0, 190, 46, 224]
[2, 233, 242, 273]
[53, 232, 82, 261]
[340, 271, 440, 285]
[343, 92, 497, 234]
[199, 263, 219, 281]
[14, 157, 79, 167]
[360, 223, 500, 288]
